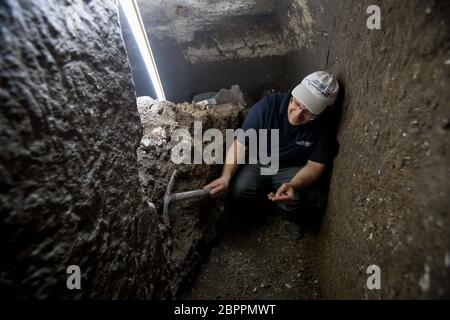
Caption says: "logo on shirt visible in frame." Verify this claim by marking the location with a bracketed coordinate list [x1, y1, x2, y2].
[296, 140, 314, 147]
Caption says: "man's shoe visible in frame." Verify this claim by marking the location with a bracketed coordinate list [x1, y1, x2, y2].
[284, 221, 306, 239]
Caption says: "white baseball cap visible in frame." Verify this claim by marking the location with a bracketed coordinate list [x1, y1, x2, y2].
[291, 71, 339, 115]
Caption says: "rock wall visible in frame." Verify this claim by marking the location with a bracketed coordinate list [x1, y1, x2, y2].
[281, 0, 339, 86]
[0, 0, 164, 299]
[286, 0, 450, 298]
[136, 97, 246, 298]
[137, 0, 283, 63]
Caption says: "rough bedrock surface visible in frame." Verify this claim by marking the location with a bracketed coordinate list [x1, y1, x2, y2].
[0, 0, 164, 299]
[283, 0, 340, 87]
[136, 97, 246, 298]
[137, 0, 314, 63]
[137, 0, 281, 62]
[310, 0, 450, 298]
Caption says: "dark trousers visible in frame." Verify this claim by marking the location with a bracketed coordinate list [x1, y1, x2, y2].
[226, 164, 326, 219]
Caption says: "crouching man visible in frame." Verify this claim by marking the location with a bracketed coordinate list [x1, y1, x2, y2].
[205, 71, 340, 230]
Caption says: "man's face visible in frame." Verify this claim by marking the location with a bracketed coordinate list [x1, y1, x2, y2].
[287, 97, 317, 126]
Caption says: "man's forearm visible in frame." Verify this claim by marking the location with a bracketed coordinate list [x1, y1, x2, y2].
[221, 139, 245, 180]
[290, 160, 325, 191]
[221, 163, 240, 180]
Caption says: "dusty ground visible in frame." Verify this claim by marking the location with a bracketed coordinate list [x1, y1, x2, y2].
[185, 211, 320, 299]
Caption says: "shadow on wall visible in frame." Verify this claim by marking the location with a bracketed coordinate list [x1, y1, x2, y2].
[301, 78, 345, 235]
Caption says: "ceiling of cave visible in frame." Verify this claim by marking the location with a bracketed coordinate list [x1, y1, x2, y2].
[136, 0, 312, 63]
[137, 0, 280, 42]
[137, 0, 313, 64]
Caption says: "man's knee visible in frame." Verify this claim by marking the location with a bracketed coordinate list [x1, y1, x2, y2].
[277, 202, 299, 213]
[226, 165, 265, 204]
[227, 178, 259, 203]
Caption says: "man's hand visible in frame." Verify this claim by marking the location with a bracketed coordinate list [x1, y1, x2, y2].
[268, 182, 295, 203]
[205, 176, 230, 197]
[204, 139, 243, 198]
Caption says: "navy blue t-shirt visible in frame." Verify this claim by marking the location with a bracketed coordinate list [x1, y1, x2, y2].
[238, 91, 335, 168]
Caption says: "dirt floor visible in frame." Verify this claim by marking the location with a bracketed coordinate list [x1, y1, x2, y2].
[185, 211, 320, 299]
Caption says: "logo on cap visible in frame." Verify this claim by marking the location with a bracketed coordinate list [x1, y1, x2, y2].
[306, 79, 334, 98]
